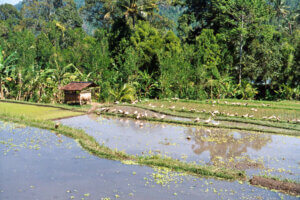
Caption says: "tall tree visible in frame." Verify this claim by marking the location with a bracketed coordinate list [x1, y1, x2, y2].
[21, 0, 82, 29]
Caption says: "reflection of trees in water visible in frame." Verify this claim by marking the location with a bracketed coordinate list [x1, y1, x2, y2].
[186, 128, 272, 165]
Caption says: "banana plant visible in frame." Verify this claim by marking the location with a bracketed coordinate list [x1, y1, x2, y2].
[0, 46, 17, 99]
[109, 83, 136, 102]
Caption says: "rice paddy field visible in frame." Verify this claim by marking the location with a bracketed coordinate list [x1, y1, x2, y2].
[136, 99, 300, 122]
[1, 121, 297, 200]
[0, 100, 300, 199]
[0, 102, 83, 120]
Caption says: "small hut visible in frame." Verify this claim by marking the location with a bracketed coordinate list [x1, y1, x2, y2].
[60, 82, 97, 105]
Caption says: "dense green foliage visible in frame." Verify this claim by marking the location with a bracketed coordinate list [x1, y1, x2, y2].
[0, 0, 299, 103]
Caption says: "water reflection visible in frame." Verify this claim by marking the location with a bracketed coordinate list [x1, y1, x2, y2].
[186, 128, 272, 169]
[2, 120, 296, 200]
[59, 115, 300, 179]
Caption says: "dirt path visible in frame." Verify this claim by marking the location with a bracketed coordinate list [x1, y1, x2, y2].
[250, 176, 300, 196]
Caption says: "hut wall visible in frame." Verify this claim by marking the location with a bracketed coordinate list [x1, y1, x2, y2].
[80, 91, 92, 104]
[64, 91, 80, 103]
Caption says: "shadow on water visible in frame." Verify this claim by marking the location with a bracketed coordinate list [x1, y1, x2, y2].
[60, 115, 300, 182]
[0, 121, 298, 199]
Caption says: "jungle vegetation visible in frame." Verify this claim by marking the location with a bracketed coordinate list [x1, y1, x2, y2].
[0, 0, 299, 103]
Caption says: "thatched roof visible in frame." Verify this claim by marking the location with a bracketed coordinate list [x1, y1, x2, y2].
[60, 82, 97, 91]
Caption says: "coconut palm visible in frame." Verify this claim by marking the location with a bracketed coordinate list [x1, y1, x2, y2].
[0, 47, 17, 99]
[118, 0, 159, 27]
[103, 0, 163, 27]
[271, 0, 289, 21]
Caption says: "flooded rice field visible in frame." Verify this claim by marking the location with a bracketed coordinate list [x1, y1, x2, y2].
[60, 115, 300, 182]
[0, 119, 299, 199]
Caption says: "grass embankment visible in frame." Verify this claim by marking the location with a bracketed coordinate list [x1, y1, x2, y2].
[250, 175, 300, 196]
[0, 102, 245, 181]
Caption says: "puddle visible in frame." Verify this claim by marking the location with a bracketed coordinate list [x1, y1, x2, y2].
[59, 115, 300, 182]
[0, 121, 298, 199]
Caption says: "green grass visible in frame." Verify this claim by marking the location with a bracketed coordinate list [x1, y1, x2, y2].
[0, 102, 83, 120]
[0, 111, 246, 181]
[0, 99, 92, 112]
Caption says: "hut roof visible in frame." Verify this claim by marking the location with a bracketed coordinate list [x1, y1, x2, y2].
[60, 82, 97, 91]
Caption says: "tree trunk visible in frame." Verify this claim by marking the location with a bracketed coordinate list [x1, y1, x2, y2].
[132, 15, 136, 27]
[0, 78, 3, 99]
[239, 14, 244, 85]
[288, 22, 292, 35]
[18, 72, 22, 101]
[210, 78, 213, 100]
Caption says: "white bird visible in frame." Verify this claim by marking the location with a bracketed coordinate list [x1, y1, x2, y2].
[213, 121, 220, 125]
[170, 106, 175, 110]
[111, 109, 116, 113]
[204, 117, 212, 124]
[205, 129, 212, 133]
[213, 110, 220, 115]
[160, 115, 166, 119]
[242, 114, 249, 118]
[210, 112, 216, 117]
[194, 117, 200, 123]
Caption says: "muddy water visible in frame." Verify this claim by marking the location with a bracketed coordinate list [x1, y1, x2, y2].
[0, 121, 298, 200]
[60, 115, 300, 182]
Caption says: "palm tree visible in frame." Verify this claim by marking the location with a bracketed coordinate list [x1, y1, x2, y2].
[271, 0, 289, 21]
[0, 47, 17, 99]
[285, 9, 299, 34]
[119, 0, 158, 27]
[103, 0, 161, 27]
